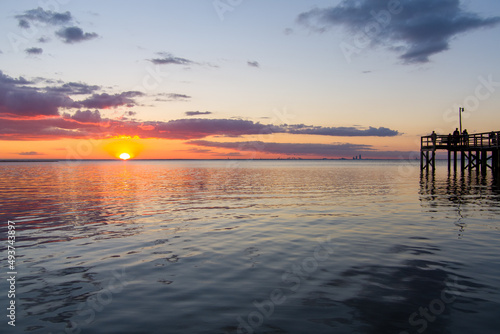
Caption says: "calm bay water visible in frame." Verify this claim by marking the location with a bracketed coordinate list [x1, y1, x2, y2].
[1, 160, 499, 334]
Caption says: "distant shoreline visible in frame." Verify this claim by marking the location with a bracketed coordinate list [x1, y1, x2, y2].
[1, 158, 425, 162]
[0, 160, 60, 163]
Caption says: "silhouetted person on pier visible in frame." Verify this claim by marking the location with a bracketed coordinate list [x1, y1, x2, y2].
[490, 131, 497, 146]
[453, 128, 460, 146]
[462, 129, 469, 146]
[430, 131, 437, 147]
[447, 133, 452, 147]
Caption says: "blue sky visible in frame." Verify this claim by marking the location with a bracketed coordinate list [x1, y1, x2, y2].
[1, 0, 500, 159]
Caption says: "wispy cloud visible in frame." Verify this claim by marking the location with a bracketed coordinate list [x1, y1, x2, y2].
[247, 60, 260, 68]
[45, 82, 101, 95]
[76, 91, 143, 109]
[18, 151, 44, 156]
[297, 0, 500, 63]
[156, 93, 191, 102]
[189, 140, 415, 158]
[189, 140, 372, 157]
[185, 111, 212, 116]
[25, 47, 43, 55]
[149, 52, 195, 66]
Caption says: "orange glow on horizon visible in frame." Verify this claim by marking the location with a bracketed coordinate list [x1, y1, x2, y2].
[1, 135, 420, 160]
[103, 137, 144, 159]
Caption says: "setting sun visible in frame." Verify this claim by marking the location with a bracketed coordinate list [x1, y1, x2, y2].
[119, 153, 131, 160]
[103, 137, 144, 160]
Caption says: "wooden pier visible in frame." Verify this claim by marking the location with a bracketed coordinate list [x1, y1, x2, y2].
[421, 131, 500, 174]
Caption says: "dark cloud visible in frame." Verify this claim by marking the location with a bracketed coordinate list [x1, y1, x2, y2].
[297, 0, 500, 63]
[185, 111, 212, 116]
[25, 47, 43, 55]
[15, 8, 98, 46]
[0, 82, 401, 141]
[0, 71, 74, 117]
[66, 110, 102, 123]
[0, 88, 73, 117]
[140, 120, 399, 140]
[56, 26, 98, 44]
[0, 71, 31, 85]
[18, 151, 43, 156]
[16, 7, 72, 28]
[247, 61, 260, 68]
[0, 117, 268, 141]
[0, 71, 401, 142]
[286, 125, 399, 137]
[189, 140, 416, 158]
[152, 118, 272, 139]
[150, 53, 194, 65]
[189, 140, 373, 157]
[0, 71, 143, 118]
[77, 91, 143, 109]
[168, 93, 190, 100]
[18, 19, 30, 29]
[0, 117, 100, 140]
[45, 82, 101, 95]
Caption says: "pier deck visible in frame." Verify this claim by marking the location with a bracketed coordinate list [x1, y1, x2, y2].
[420, 131, 500, 173]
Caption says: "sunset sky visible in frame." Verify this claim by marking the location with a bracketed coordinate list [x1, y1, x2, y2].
[1, 0, 500, 159]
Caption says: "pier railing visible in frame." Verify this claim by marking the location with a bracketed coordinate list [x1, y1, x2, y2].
[421, 131, 500, 150]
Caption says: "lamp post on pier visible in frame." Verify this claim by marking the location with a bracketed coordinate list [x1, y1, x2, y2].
[459, 107, 464, 134]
